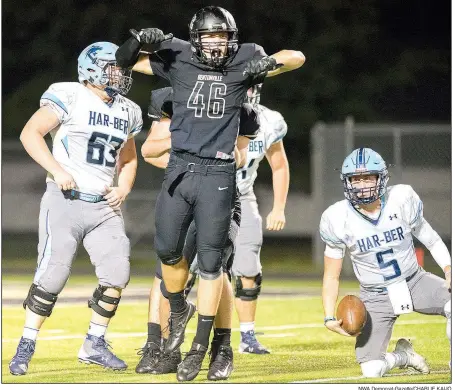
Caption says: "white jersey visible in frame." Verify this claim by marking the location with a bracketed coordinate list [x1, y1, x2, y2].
[40, 82, 143, 195]
[236, 104, 287, 195]
[319, 185, 424, 288]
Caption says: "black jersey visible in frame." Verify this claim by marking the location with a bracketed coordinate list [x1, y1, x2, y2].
[148, 87, 260, 139]
[149, 38, 266, 159]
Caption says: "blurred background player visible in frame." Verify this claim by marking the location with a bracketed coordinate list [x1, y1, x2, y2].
[9, 42, 143, 375]
[116, 6, 304, 381]
[320, 148, 451, 378]
[135, 87, 257, 380]
[233, 84, 289, 354]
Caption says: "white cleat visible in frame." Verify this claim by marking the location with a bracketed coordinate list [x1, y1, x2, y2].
[394, 338, 430, 374]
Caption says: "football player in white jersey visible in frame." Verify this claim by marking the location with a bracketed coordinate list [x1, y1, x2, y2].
[320, 148, 451, 377]
[9, 42, 143, 375]
[232, 85, 289, 354]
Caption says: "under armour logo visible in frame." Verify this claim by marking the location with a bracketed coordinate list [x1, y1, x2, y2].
[389, 214, 398, 220]
[401, 304, 410, 310]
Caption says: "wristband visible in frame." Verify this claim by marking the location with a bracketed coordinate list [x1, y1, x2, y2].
[324, 316, 336, 324]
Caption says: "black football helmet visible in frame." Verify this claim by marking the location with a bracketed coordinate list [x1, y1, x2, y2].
[189, 6, 238, 68]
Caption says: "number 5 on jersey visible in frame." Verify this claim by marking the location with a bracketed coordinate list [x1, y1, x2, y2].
[187, 81, 226, 118]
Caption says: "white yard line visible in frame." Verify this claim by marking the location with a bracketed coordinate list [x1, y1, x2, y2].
[290, 369, 451, 383]
[2, 319, 445, 343]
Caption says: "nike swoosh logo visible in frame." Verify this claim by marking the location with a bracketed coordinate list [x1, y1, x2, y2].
[201, 319, 212, 322]
[218, 187, 228, 191]
[217, 362, 232, 377]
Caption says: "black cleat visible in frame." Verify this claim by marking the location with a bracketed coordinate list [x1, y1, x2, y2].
[164, 301, 196, 355]
[176, 342, 207, 382]
[207, 344, 234, 381]
[152, 348, 182, 374]
[135, 341, 161, 374]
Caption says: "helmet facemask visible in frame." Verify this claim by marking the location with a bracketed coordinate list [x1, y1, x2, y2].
[341, 169, 389, 205]
[191, 30, 238, 68]
[103, 63, 133, 96]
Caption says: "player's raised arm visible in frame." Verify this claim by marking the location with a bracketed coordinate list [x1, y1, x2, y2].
[20, 107, 76, 191]
[115, 28, 172, 75]
[243, 49, 305, 80]
[267, 50, 305, 77]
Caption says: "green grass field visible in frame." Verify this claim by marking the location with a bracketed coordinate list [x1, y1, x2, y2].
[2, 275, 451, 384]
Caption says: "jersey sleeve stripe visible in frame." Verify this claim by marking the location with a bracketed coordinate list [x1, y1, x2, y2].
[320, 232, 343, 245]
[410, 200, 423, 225]
[61, 136, 69, 157]
[272, 133, 286, 144]
[41, 92, 68, 114]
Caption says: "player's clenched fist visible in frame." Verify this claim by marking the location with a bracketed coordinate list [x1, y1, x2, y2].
[243, 56, 278, 78]
[130, 28, 167, 45]
[54, 169, 76, 191]
[104, 186, 129, 209]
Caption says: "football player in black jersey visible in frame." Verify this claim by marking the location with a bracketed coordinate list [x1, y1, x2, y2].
[116, 6, 304, 381]
[135, 87, 257, 380]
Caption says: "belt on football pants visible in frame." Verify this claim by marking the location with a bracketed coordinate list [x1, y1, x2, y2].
[363, 269, 419, 293]
[62, 189, 105, 203]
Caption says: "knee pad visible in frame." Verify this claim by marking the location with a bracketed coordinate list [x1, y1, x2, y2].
[444, 300, 451, 319]
[235, 274, 262, 301]
[156, 245, 184, 266]
[197, 250, 223, 280]
[360, 360, 387, 378]
[88, 285, 121, 318]
[160, 279, 170, 300]
[23, 284, 58, 317]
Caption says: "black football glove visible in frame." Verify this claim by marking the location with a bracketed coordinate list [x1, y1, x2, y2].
[243, 56, 278, 77]
[129, 28, 172, 45]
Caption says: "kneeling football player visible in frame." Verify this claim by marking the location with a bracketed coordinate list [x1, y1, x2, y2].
[320, 148, 451, 377]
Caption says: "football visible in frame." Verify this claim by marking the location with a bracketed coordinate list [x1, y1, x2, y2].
[336, 295, 367, 335]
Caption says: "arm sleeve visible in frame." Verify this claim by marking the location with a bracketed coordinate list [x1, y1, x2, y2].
[115, 37, 142, 68]
[39, 83, 77, 123]
[128, 105, 143, 139]
[263, 109, 288, 149]
[412, 218, 451, 270]
[320, 210, 346, 259]
[238, 103, 260, 139]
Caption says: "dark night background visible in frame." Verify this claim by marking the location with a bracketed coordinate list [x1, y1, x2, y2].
[3, 0, 451, 193]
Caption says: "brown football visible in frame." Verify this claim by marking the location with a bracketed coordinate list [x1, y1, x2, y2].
[336, 295, 367, 335]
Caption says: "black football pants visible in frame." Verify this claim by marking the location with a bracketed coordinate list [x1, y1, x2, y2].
[154, 152, 236, 280]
